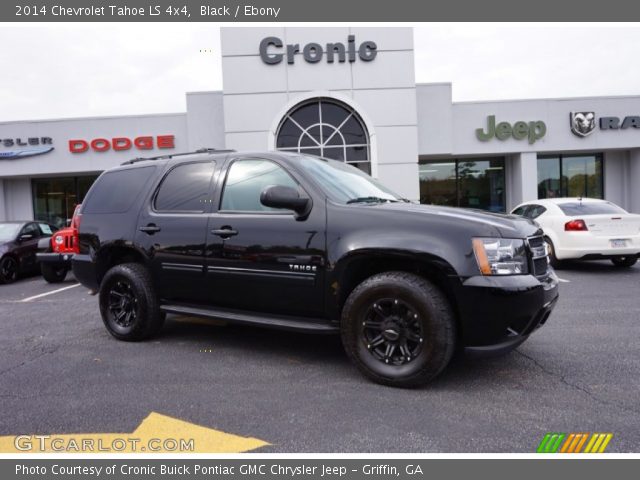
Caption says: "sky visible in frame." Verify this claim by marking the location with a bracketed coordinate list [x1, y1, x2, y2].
[1, 24, 639, 122]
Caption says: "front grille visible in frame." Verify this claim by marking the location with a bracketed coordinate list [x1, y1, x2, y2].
[527, 235, 549, 276]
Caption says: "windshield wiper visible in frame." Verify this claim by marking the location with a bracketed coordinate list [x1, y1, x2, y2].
[346, 196, 399, 204]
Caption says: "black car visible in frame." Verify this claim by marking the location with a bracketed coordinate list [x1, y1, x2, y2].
[0, 221, 58, 284]
[73, 150, 559, 387]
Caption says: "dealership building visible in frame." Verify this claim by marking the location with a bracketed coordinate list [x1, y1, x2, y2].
[2, 26, 640, 226]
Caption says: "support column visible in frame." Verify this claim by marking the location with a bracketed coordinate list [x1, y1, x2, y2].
[507, 152, 538, 211]
[628, 149, 640, 214]
[0, 180, 5, 222]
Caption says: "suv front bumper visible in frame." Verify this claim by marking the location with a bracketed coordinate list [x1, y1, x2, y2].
[456, 271, 559, 356]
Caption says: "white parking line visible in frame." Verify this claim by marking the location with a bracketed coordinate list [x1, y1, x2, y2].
[20, 283, 81, 302]
[557, 277, 571, 283]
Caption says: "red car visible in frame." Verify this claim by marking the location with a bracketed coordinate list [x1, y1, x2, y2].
[36, 205, 81, 283]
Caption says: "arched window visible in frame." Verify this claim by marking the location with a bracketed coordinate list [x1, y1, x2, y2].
[275, 98, 371, 174]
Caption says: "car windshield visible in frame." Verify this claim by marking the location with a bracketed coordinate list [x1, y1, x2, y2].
[558, 202, 627, 216]
[294, 155, 403, 204]
[0, 223, 21, 242]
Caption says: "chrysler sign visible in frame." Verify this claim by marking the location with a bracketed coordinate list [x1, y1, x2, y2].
[0, 136, 54, 160]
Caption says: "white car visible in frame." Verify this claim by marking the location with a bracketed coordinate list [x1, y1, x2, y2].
[511, 198, 640, 268]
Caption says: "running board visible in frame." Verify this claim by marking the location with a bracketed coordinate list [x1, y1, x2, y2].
[160, 303, 338, 334]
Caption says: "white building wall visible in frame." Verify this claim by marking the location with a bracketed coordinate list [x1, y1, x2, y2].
[416, 84, 453, 156]
[0, 114, 189, 178]
[185, 92, 226, 150]
[3, 178, 32, 220]
[220, 27, 420, 200]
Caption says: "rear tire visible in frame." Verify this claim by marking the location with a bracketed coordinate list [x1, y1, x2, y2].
[545, 237, 563, 269]
[341, 271, 456, 388]
[611, 256, 638, 268]
[0, 256, 18, 284]
[41, 263, 68, 283]
[99, 263, 164, 341]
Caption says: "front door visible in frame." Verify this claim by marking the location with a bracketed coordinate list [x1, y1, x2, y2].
[205, 157, 326, 317]
[134, 160, 217, 304]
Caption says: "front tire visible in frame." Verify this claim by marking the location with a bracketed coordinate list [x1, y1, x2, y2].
[0, 256, 18, 284]
[41, 263, 68, 283]
[611, 256, 638, 268]
[99, 263, 164, 341]
[341, 272, 456, 388]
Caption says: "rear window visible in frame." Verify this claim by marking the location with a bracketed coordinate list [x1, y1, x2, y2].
[558, 202, 626, 216]
[83, 166, 155, 214]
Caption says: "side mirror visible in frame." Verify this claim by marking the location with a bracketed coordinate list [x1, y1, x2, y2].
[18, 234, 33, 242]
[260, 185, 311, 219]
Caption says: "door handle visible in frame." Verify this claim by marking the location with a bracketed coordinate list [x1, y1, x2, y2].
[211, 227, 238, 238]
[139, 224, 161, 235]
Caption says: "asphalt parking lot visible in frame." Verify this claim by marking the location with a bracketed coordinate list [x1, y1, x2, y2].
[1, 263, 639, 453]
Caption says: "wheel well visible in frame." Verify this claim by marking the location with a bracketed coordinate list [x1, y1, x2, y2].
[336, 255, 461, 333]
[95, 246, 147, 284]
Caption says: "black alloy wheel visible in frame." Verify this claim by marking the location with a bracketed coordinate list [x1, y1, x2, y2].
[341, 271, 456, 388]
[99, 263, 164, 341]
[361, 298, 424, 366]
[0, 256, 18, 284]
[107, 280, 139, 329]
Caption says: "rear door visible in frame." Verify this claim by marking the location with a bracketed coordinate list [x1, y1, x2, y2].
[135, 160, 218, 304]
[204, 156, 326, 317]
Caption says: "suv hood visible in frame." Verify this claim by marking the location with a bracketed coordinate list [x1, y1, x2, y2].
[373, 202, 541, 238]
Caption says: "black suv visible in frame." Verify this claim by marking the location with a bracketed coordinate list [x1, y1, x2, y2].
[73, 150, 558, 387]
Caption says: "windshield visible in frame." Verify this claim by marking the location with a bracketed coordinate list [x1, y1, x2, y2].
[558, 202, 627, 216]
[0, 223, 21, 243]
[295, 155, 403, 204]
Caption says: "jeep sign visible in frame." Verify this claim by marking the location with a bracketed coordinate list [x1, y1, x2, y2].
[476, 115, 546, 144]
[259, 35, 377, 65]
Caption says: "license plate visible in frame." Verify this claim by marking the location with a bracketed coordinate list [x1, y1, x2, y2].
[611, 239, 627, 248]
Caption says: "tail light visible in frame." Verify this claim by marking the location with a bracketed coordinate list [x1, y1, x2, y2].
[565, 219, 588, 231]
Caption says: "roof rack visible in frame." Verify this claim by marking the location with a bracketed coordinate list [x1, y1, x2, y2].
[120, 148, 236, 165]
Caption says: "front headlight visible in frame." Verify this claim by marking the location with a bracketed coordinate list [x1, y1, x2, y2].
[472, 238, 528, 275]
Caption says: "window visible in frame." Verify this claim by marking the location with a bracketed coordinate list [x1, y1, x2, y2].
[527, 205, 547, 219]
[38, 223, 54, 235]
[557, 201, 626, 216]
[32, 175, 98, 229]
[275, 98, 371, 174]
[295, 154, 400, 204]
[20, 223, 40, 238]
[419, 157, 506, 212]
[154, 162, 214, 212]
[512, 206, 528, 217]
[220, 159, 299, 212]
[537, 154, 603, 199]
[83, 166, 155, 214]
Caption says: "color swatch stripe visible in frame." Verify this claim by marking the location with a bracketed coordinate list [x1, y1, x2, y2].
[538, 433, 612, 453]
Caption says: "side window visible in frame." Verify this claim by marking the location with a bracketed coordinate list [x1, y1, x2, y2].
[83, 166, 156, 214]
[512, 206, 528, 217]
[220, 159, 299, 212]
[21, 223, 40, 238]
[154, 162, 215, 212]
[528, 205, 547, 219]
[38, 223, 54, 235]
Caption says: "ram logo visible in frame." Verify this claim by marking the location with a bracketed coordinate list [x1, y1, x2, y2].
[570, 112, 596, 137]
